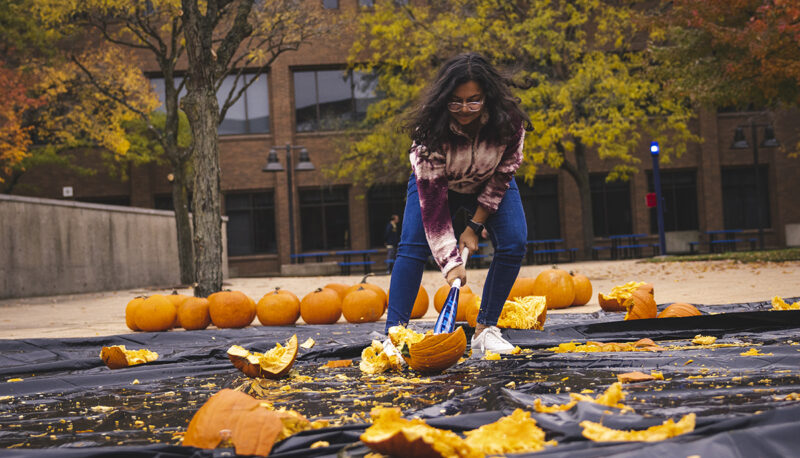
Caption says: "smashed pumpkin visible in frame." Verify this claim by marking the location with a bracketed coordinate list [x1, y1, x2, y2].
[183, 389, 312, 456]
[598, 281, 653, 312]
[623, 286, 657, 320]
[359, 340, 404, 374]
[360, 407, 482, 458]
[227, 335, 298, 379]
[657, 302, 701, 318]
[497, 296, 547, 330]
[580, 413, 696, 442]
[388, 326, 466, 374]
[463, 408, 551, 454]
[100, 345, 158, 369]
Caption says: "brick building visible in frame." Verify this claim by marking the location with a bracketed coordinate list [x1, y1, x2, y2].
[11, 0, 800, 276]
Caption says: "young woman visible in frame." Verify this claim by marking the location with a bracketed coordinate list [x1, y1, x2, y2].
[385, 52, 531, 355]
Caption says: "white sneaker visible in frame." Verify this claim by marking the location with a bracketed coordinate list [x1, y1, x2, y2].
[471, 326, 514, 355]
[382, 338, 406, 366]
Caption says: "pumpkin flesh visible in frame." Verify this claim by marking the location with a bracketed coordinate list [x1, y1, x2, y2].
[100, 345, 158, 369]
[227, 335, 298, 379]
[388, 326, 466, 374]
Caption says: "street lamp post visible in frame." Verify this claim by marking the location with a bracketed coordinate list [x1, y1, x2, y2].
[263, 144, 315, 263]
[730, 121, 779, 250]
[650, 141, 666, 256]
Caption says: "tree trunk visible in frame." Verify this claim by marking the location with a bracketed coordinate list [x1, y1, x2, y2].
[182, 0, 223, 297]
[171, 158, 195, 285]
[560, 140, 594, 258]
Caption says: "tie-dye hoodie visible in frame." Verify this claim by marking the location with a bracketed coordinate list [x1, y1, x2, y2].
[410, 118, 525, 276]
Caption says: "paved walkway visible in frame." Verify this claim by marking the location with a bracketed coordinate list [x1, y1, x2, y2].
[1, 259, 798, 339]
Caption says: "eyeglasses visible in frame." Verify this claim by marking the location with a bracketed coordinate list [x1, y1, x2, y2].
[447, 99, 484, 112]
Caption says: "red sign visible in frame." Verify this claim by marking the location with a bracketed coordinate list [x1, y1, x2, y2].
[645, 192, 657, 208]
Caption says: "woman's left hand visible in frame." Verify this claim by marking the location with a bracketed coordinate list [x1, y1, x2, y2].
[458, 228, 479, 255]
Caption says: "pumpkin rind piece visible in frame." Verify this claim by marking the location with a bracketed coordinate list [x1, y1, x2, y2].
[183, 389, 311, 456]
[100, 345, 158, 369]
[227, 335, 298, 379]
[623, 286, 658, 320]
[389, 326, 466, 374]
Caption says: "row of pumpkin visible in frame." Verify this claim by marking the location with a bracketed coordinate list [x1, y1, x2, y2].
[124, 269, 592, 333]
[124, 268, 699, 333]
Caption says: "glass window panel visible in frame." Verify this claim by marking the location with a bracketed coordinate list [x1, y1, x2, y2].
[294, 71, 318, 132]
[359, 0, 375, 6]
[518, 176, 560, 240]
[226, 212, 252, 256]
[353, 71, 379, 121]
[367, 184, 406, 247]
[647, 170, 698, 232]
[591, 175, 632, 237]
[299, 187, 349, 250]
[246, 74, 270, 133]
[225, 193, 251, 211]
[300, 204, 324, 251]
[322, 0, 338, 8]
[151, 77, 166, 111]
[325, 203, 350, 249]
[217, 75, 248, 135]
[316, 70, 353, 131]
[721, 166, 770, 230]
[253, 207, 275, 253]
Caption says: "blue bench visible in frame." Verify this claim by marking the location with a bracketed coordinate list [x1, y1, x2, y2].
[526, 239, 565, 264]
[467, 253, 491, 269]
[334, 249, 380, 275]
[592, 245, 613, 260]
[290, 252, 331, 263]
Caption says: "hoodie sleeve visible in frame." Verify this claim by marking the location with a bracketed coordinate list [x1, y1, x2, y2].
[476, 124, 525, 213]
[410, 142, 463, 277]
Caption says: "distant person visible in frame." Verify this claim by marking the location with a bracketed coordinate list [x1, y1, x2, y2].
[384, 214, 401, 273]
[383, 52, 531, 356]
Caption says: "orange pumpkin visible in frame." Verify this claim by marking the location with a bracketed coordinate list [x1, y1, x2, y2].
[300, 288, 342, 324]
[125, 297, 144, 331]
[227, 335, 298, 379]
[506, 277, 536, 301]
[208, 291, 256, 328]
[657, 302, 702, 318]
[389, 326, 467, 374]
[532, 268, 575, 309]
[624, 286, 658, 320]
[342, 287, 383, 323]
[183, 389, 311, 456]
[410, 286, 429, 319]
[433, 284, 473, 312]
[570, 272, 592, 306]
[165, 291, 190, 328]
[134, 294, 176, 332]
[465, 295, 481, 327]
[256, 288, 300, 326]
[179, 297, 212, 331]
[345, 275, 387, 314]
[324, 283, 351, 301]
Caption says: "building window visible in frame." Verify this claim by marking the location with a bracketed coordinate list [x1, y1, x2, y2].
[224, 192, 277, 256]
[359, 0, 375, 6]
[647, 170, 699, 232]
[518, 176, 560, 240]
[293, 69, 379, 132]
[721, 166, 770, 230]
[591, 174, 633, 237]
[299, 187, 350, 250]
[367, 184, 406, 247]
[322, 0, 338, 8]
[150, 73, 270, 135]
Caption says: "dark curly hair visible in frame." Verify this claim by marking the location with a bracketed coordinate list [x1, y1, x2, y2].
[407, 52, 530, 153]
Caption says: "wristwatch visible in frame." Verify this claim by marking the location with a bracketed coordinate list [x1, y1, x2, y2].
[466, 219, 485, 235]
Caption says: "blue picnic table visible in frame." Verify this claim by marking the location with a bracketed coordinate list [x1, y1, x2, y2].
[334, 249, 379, 275]
[525, 239, 577, 264]
[690, 230, 757, 253]
[607, 233, 655, 259]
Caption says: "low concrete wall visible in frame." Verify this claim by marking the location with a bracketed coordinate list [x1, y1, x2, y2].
[787, 224, 800, 247]
[0, 194, 228, 299]
[665, 230, 700, 254]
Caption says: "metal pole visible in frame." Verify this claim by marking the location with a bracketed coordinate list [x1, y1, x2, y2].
[286, 143, 296, 263]
[651, 150, 666, 255]
[751, 122, 764, 250]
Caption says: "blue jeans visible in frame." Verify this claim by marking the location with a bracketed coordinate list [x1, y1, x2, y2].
[385, 174, 527, 332]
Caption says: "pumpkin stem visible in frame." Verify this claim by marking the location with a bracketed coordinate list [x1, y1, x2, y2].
[552, 265, 558, 270]
[360, 273, 375, 284]
[315, 288, 324, 293]
[569, 270, 575, 276]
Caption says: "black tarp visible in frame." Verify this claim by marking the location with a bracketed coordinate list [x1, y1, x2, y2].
[2, 297, 800, 457]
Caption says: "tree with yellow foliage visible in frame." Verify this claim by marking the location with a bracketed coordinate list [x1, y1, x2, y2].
[33, 0, 329, 294]
[335, 0, 698, 255]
